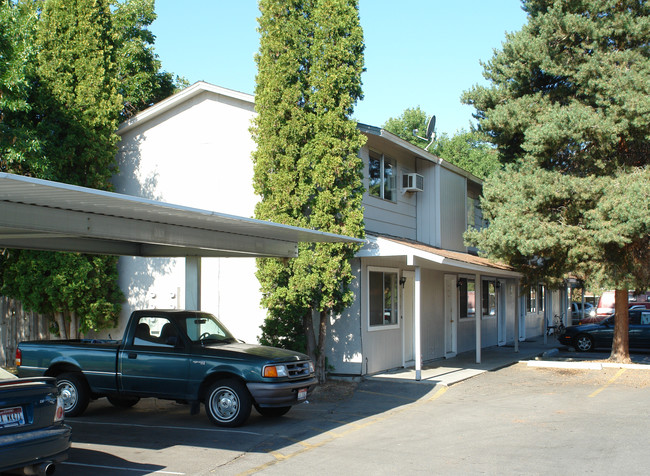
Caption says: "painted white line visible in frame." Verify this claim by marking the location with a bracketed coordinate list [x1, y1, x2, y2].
[69, 419, 266, 436]
[62, 461, 185, 475]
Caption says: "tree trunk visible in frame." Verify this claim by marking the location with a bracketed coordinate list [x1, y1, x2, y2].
[315, 310, 328, 383]
[69, 311, 78, 339]
[302, 310, 317, 363]
[609, 288, 631, 363]
[54, 311, 67, 339]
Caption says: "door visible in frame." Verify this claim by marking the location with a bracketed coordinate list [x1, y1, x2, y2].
[119, 315, 190, 399]
[444, 274, 458, 358]
[402, 271, 415, 365]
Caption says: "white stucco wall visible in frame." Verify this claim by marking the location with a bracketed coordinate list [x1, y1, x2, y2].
[113, 87, 266, 343]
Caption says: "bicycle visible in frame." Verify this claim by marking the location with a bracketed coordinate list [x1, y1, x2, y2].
[546, 314, 566, 337]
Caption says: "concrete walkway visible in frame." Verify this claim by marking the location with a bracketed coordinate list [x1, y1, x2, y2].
[367, 337, 650, 386]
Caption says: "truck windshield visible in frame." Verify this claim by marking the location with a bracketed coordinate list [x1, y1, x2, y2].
[184, 313, 237, 345]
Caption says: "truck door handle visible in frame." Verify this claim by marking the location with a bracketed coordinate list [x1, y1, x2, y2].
[128, 353, 137, 359]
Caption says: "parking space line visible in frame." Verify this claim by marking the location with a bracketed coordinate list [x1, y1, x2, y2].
[62, 461, 185, 475]
[70, 419, 266, 436]
[589, 368, 626, 398]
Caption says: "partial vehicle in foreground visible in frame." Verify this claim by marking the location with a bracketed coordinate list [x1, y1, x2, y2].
[17, 309, 317, 427]
[558, 309, 650, 352]
[0, 376, 70, 475]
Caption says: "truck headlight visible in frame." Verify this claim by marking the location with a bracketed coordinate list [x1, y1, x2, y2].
[263, 364, 288, 378]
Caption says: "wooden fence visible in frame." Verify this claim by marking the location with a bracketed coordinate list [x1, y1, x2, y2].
[0, 297, 51, 368]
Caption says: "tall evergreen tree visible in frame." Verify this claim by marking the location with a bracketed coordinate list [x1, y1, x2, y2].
[463, 0, 650, 361]
[111, 0, 186, 119]
[253, 0, 366, 381]
[0, 0, 43, 177]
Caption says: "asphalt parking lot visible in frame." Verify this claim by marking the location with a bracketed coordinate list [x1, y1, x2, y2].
[53, 354, 650, 476]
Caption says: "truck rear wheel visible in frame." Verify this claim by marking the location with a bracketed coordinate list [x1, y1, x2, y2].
[57, 372, 90, 417]
[255, 404, 291, 418]
[205, 379, 251, 427]
[107, 396, 140, 408]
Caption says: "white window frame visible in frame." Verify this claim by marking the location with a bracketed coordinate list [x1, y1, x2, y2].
[367, 266, 400, 331]
[481, 278, 497, 320]
[458, 275, 476, 321]
[368, 151, 396, 202]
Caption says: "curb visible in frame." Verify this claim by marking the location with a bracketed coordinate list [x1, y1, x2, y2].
[523, 360, 650, 370]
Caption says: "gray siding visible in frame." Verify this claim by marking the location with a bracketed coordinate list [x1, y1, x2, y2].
[439, 169, 467, 252]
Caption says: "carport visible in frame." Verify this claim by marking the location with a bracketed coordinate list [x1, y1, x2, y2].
[0, 172, 360, 308]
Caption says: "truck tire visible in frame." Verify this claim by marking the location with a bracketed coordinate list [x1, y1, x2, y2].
[205, 379, 252, 427]
[107, 396, 140, 408]
[57, 372, 90, 417]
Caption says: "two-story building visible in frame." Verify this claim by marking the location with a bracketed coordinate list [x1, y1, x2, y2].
[114, 81, 566, 377]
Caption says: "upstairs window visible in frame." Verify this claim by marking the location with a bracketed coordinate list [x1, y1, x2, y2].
[369, 151, 396, 201]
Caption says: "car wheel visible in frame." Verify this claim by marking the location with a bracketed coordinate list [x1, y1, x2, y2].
[107, 396, 140, 408]
[574, 334, 594, 352]
[255, 404, 291, 418]
[205, 379, 252, 427]
[57, 372, 90, 417]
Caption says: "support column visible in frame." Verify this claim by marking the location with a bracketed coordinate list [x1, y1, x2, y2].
[514, 280, 520, 352]
[475, 273, 482, 364]
[185, 256, 201, 311]
[414, 266, 422, 381]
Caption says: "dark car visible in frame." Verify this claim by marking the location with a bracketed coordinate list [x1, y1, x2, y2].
[558, 309, 650, 352]
[0, 376, 71, 475]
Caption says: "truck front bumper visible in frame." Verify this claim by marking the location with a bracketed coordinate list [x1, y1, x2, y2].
[247, 377, 318, 407]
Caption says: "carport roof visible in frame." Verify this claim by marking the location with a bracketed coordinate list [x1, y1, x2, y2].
[0, 173, 361, 258]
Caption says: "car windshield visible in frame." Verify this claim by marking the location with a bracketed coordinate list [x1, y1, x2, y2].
[183, 313, 237, 345]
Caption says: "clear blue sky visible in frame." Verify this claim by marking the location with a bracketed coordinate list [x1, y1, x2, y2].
[151, 1, 528, 136]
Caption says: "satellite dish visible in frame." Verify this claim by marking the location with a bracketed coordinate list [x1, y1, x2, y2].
[413, 115, 436, 151]
[425, 115, 436, 141]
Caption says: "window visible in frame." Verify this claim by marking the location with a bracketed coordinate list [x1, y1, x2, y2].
[482, 280, 497, 317]
[368, 151, 396, 201]
[369, 269, 398, 328]
[459, 277, 476, 319]
[538, 284, 546, 313]
[527, 286, 537, 313]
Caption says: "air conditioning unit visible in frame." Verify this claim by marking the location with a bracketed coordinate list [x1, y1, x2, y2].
[402, 173, 424, 192]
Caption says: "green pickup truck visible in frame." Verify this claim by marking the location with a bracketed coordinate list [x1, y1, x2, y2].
[17, 309, 317, 427]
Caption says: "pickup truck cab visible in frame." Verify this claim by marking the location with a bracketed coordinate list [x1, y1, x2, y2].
[17, 310, 317, 427]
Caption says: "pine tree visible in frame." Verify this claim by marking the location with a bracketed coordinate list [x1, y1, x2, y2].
[463, 0, 650, 362]
[253, 0, 366, 381]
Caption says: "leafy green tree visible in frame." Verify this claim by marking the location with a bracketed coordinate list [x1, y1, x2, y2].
[0, 0, 44, 177]
[429, 130, 500, 180]
[462, 0, 650, 362]
[253, 0, 366, 381]
[383, 106, 429, 149]
[111, 0, 186, 119]
[383, 108, 500, 179]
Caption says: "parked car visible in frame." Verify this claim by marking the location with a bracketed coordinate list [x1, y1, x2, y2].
[570, 302, 595, 324]
[0, 376, 71, 475]
[17, 309, 317, 427]
[558, 309, 650, 352]
[579, 302, 650, 324]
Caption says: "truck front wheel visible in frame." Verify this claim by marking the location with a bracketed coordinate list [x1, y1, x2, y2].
[205, 379, 252, 427]
[57, 372, 90, 417]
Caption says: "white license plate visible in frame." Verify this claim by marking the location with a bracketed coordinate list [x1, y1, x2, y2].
[297, 388, 308, 401]
[0, 406, 25, 428]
